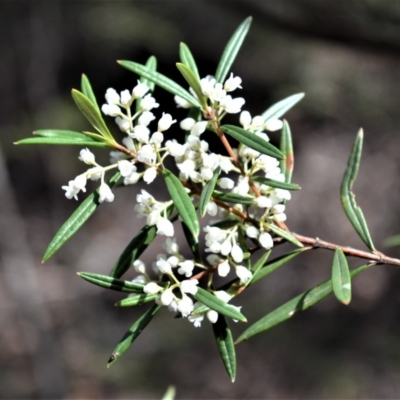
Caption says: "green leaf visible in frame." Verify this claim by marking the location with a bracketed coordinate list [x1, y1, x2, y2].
[71, 89, 115, 143]
[78, 272, 144, 293]
[383, 234, 400, 247]
[81, 74, 100, 112]
[251, 248, 309, 285]
[199, 167, 220, 217]
[340, 129, 375, 250]
[42, 172, 121, 262]
[252, 176, 300, 191]
[176, 63, 206, 108]
[213, 191, 254, 205]
[280, 120, 294, 183]
[162, 169, 199, 237]
[179, 42, 200, 80]
[331, 248, 351, 305]
[236, 263, 373, 343]
[33, 129, 92, 139]
[220, 125, 284, 160]
[181, 220, 201, 262]
[250, 249, 272, 275]
[118, 60, 201, 108]
[265, 223, 303, 248]
[262, 93, 305, 122]
[115, 293, 157, 307]
[107, 304, 161, 367]
[211, 219, 240, 230]
[15, 137, 109, 147]
[194, 287, 247, 322]
[136, 56, 157, 112]
[212, 316, 236, 382]
[215, 17, 252, 83]
[161, 386, 176, 400]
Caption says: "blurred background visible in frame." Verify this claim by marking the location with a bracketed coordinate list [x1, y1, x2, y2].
[2, 0, 400, 398]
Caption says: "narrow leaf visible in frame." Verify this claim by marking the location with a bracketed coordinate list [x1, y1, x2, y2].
[161, 386, 176, 400]
[42, 172, 121, 262]
[251, 249, 271, 275]
[220, 125, 284, 160]
[251, 248, 309, 285]
[71, 89, 114, 142]
[118, 60, 201, 108]
[340, 129, 375, 250]
[199, 167, 220, 217]
[78, 272, 144, 293]
[265, 223, 304, 248]
[107, 304, 161, 367]
[162, 168, 199, 237]
[181, 221, 201, 262]
[81, 74, 100, 112]
[213, 191, 254, 205]
[179, 42, 200, 79]
[33, 129, 91, 139]
[252, 176, 300, 191]
[332, 248, 351, 304]
[212, 316, 236, 382]
[262, 93, 305, 122]
[115, 293, 157, 307]
[215, 17, 252, 83]
[383, 234, 400, 247]
[280, 120, 294, 184]
[136, 56, 157, 112]
[194, 287, 247, 322]
[176, 63, 206, 107]
[236, 263, 373, 343]
[15, 137, 109, 147]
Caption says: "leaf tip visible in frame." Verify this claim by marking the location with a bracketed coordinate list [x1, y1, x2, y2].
[81, 73, 87, 78]
[358, 128, 364, 138]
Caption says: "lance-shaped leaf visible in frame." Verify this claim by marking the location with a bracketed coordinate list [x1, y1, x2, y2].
[340, 129, 375, 250]
[236, 263, 373, 343]
[107, 304, 161, 367]
[176, 63, 206, 108]
[211, 219, 239, 230]
[194, 287, 247, 322]
[118, 60, 201, 108]
[42, 172, 121, 262]
[34, 129, 93, 139]
[181, 220, 201, 262]
[81, 74, 100, 112]
[215, 17, 252, 84]
[331, 248, 351, 305]
[212, 315, 236, 382]
[115, 293, 157, 307]
[179, 42, 200, 80]
[136, 56, 157, 112]
[71, 89, 115, 143]
[252, 176, 300, 191]
[251, 247, 309, 285]
[162, 169, 199, 238]
[280, 120, 294, 184]
[220, 125, 284, 160]
[78, 272, 144, 293]
[250, 249, 271, 275]
[213, 191, 254, 205]
[265, 223, 303, 248]
[161, 386, 176, 400]
[262, 93, 305, 122]
[199, 167, 220, 217]
[15, 137, 109, 147]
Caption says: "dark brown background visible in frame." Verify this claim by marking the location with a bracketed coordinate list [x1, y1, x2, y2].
[2, 1, 400, 398]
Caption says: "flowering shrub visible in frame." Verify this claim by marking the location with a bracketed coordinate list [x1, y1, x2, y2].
[16, 17, 400, 382]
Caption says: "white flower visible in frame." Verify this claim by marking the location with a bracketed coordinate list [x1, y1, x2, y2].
[99, 182, 114, 203]
[109, 150, 125, 164]
[160, 289, 174, 306]
[158, 113, 176, 132]
[177, 260, 195, 277]
[217, 177, 234, 190]
[206, 310, 218, 324]
[219, 156, 235, 173]
[218, 259, 231, 277]
[264, 118, 283, 132]
[132, 81, 149, 99]
[231, 244, 244, 263]
[131, 274, 147, 285]
[210, 83, 226, 102]
[180, 118, 195, 131]
[246, 225, 259, 239]
[177, 295, 194, 317]
[220, 240, 232, 256]
[120, 89, 132, 106]
[118, 160, 136, 177]
[143, 282, 163, 294]
[101, 103, 121, 117]
[156, 217, 174, 237]
[255, 196, 272, 208]
[115, 116, 130, 132]
[224, 73, 242, 92]
[73, 174, 87, 192]
[133, 259, 146, 274]
[137, 144, 156, 164]
[166, 140, 185, 157]
[174, 95, 192, 108]
[240, 111, 252, 129]
[122, 136, 135, 151]
[130, 125, 150, 143]
[259, 232, 273, 249]
[220, 95, 245, 114]
[200, 75, 216, 97]
[62, 180, 80, 200]
[87, 167, 103, 181]
[180, 279, 198, 295]
[190, 121, 208, 136]
[143, 167, 157, 184]
[150, 132, 164, 146]
[214, 290, 232, 303]
[155, 258, 173, 275]
[78, 148, 95, 165]
[236, 266, 253, 284]
[140, 94, 159, 111]
[124, 172, 141, 185]
[206, 202, 218, 216]
[163, 238, 179, 254]
[138, 111, 156, 126]
[105, 88, 120, 104]
[168, 299, 178, 313]
[188, 313, 204, 328]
